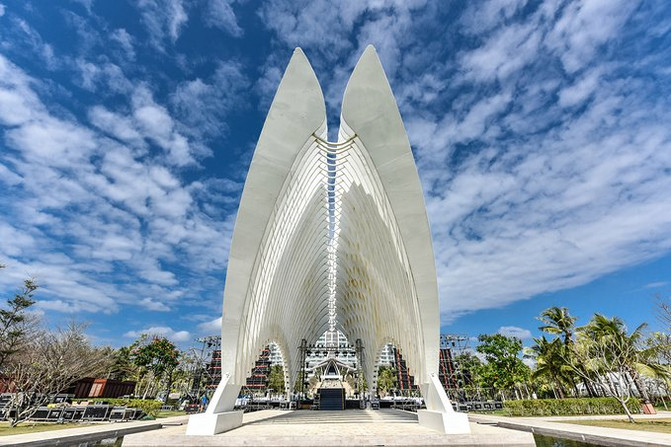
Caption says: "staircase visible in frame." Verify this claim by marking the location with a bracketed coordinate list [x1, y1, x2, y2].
[318, 388, 345, 410]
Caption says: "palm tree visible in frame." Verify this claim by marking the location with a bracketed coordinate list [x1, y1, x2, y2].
[538, 307, 593, 396]
[538, 306, 577, 346]
[528, 336, 572, 398]
[580, 314, 671, 403]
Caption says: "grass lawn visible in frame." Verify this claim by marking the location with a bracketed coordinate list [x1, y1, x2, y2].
[0, 421, 87, 436]
[155, 410, 187, 418]
[559, 418, 671, 434]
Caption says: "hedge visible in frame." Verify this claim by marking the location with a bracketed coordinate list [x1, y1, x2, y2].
[503, 397, 641, 417]
[73, 398, 162, 417]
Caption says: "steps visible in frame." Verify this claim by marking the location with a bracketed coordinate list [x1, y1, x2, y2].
[318, 388, 345, 410]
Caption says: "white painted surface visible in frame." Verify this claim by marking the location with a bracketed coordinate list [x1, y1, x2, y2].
[185, 411, 243, 436]
[418, 410, 471, 434]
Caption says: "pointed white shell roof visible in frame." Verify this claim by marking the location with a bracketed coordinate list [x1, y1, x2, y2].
[218, 45, 439, 397]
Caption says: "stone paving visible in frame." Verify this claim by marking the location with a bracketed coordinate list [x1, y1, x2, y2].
[123, 409, 536, 446]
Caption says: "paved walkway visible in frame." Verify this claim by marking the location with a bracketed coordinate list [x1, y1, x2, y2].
[469, 413, 671, 447]
[123, 409, 535, 446]
[0, 415, 189, 447]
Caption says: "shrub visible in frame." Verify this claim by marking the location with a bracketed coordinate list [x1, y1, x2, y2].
[503, 397, 641, 417]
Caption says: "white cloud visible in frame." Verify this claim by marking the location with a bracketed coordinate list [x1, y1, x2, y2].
[137, 0, 188, 50]
[75, 60, 133, 94]
[558, 67, 603, 107]
[545, 0, 640, 73]
[170, 60, 249, 140]
[204, 0, 242, 36]
[460, 22, 540, 82]
[198, 316, 222, 334]
[0, 54, 238, 317]
[498, 326, 532, 340]
[132, 85, 196, 166]
[110, 29, 136, 60]
[0, 3, 5, 17]
[124, 326, 191, 342]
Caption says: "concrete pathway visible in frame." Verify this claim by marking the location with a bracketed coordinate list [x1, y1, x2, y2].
[469, 413, 671, 447]
[0, 415, 189, 447]
[124, 409, 535, 446]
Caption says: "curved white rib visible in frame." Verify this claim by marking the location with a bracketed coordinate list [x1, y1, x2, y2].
[217, 48, 328, 407]
[338, 46, 440, 392]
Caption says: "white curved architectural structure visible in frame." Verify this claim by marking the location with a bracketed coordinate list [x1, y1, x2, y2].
[187, 46, 469, 435]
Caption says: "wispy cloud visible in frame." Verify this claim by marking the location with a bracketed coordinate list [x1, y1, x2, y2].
[257, 0, 671, 326]
[0, 53, 239, 316]
[198, 316, 222, 334]
[137, 0, 188, 51]
[498, 326, 532, 340]
[2, 0, 670, 341]
[203, 0, 243, 37]
[110, 29, 136, 61]
[124, 326, 191, 342]
[170, 60, 249, 141]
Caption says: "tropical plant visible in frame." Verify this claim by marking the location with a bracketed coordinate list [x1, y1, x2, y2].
[538, 306, 577, 346]
[130, 335, 180, 399]
[583, 314, 670, 402]
[377, 366, 397, 396]
[103, 345, 138, 381]
[537, 306, 598, 397]
[476, 334, 530, 398]
[527, 336, 572, 398]
[452, 351, 482, 388]
[268, 364, 285, 394]
[562, 314, 671, 422]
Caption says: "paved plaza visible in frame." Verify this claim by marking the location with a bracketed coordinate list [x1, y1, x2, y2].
[124, 409, 534, 446]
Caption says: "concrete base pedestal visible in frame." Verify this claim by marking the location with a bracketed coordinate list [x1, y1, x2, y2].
[185, 411, 243, 436]
[417, 409, 470, 434]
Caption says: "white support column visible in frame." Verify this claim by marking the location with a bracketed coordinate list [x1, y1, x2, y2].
[186, 373, 243, 436]
[417, 373, 470, 434]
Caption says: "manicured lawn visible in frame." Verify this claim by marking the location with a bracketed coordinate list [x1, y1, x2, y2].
[0, 421, 85, 436]
[559, 418, 671, 434]
[156, 410, 187, 418]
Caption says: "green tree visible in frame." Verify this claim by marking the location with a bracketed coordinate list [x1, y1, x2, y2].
[538, 306, 578, 347]
[476, 334, 530, 398]
[130, 336, 180, 399]
[537, 306, 598, 397]
[268, 364, 285, 394]
[527, 336, 572, 398]
[0, 267, 38, 370]
[104, 346, 138, 381]
[581, 314, 669, 402]
[453, 352, 482, 388]
[377, 366, 398, 396]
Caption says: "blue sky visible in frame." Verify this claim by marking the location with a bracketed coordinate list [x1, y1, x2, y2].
[1, 0, 670, 349]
